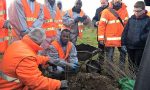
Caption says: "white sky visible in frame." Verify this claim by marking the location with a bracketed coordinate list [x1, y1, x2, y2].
[6, 0, 150, 19]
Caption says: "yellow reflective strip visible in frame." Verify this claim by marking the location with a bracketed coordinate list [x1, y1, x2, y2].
[26, 17, 37, 21]
[45, 19, 53, 23]
[98, 36, 104, 39]
[107, 37, 121, 40]
[4, 36, 9, 40]
[79, 29, 83, 32]
[0, 10, 5, 16]
[107, 20, 115, 24]
[58, 24, 63, 27]
[100, 18, 108, 23]
[0, 36, 10, 42]
[45, 27, 57, 31]
[55, 20, 62, 23]
[124, 17, 128, 21]
[78, 22, 83, 26]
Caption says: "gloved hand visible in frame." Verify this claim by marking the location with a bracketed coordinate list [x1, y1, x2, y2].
[3, 20, 11, 29]
[99, 41, 104, 45]
[60, 80, 68, 89]
[74, 17, 82, 23]
[121, 45, 127, 53]
[82, 15, 87, 20]
[68, 63, 78, 69]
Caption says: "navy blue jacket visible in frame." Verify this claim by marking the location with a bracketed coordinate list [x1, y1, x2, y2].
[121, 15, 150, 49]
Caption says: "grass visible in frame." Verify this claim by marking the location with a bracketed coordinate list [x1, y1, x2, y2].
[76, 27, 98, 48]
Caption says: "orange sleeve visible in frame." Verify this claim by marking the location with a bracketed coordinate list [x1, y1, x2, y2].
[123, 9, 129, 26]
[16, 57, 61, 90]
[36, 55, 49, 65]
[0, 17, 5, 28]
[98, 10, 108, 41]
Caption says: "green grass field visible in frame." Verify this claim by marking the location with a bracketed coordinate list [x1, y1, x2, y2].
[76, 27, 98, 47]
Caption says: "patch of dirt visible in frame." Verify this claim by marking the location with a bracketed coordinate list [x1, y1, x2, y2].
[68, 72, 119, 90]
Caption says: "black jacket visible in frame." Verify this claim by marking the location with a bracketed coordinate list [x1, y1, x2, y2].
[121, 15, 150, 49]
[92, 7, 107, 27]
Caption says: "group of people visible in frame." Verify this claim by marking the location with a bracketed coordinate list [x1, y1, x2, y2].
[0, 0, 90, 89]
[0, 0, 150, 89]
[93, 0, 150, 72]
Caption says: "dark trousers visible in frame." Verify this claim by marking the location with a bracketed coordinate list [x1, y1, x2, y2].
[105, 47, 126, 69]
[127, 48, 144, 68]
[98, 42, 105, 60]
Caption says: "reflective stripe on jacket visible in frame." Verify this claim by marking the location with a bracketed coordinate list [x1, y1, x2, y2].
[0, 0, 8, 53]
[0, 35, 61, 90]
[22, 0, 40, 27]
[43, 6, 62, 37]
[98, 3, 128, 47]
[68, 9, 85, 38]
[51, 40, 72, 60]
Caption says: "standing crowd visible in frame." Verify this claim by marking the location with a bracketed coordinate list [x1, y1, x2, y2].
[0, 0, 149, 90]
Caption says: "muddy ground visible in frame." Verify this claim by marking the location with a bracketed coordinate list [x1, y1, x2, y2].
[68, 72, 119, 90]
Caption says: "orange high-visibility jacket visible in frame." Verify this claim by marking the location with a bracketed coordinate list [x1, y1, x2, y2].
[43, 6, 62, 37]
[22, 0, 40, 27]
[147, 11, 150, 16]
[98, 3, 128, 47]
[68, 9, 85, 38]
[0, 0, 8, 53]
[51, 40, 72, 60]
[0, 35, 61, 90]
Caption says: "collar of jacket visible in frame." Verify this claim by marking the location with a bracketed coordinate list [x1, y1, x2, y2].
[22, 35, 43, 53]
[72, 6, 81, 13]
[109, 2, 127, 11]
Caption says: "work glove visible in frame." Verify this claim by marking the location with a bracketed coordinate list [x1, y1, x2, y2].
[60, 80, 68, 89]
[99, 41, 104, 45]
[3, 20, 11, 29]
[121, 45, 127, 53]
[74, 17, 82, 23]
[68, 63, 79, 72]
[82, 15, 87, 20]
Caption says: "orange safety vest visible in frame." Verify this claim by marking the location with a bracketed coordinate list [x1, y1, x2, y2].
[22, 0, 40, 27]
[0, 0, 8, 53]
[43, 6, 62, 37]
[68, 9, 85, 38]
[98, 3, 128, 47]
[55, 10, 64, 29]
[147, 11, 150, 17]
[51, 40, 72, 60]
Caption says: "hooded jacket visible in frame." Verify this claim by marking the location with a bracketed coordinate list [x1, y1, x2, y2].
[0, 35, 61, 90]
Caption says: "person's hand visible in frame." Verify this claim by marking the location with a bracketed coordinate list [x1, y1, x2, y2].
[68, 63, 78, 69]
[121, 45, 127, 53]
[95, 21, 99, 26]
[3, 20, 11, 29]
[74, 17, 82, 23]
[60, 80, 68, 89]
[82, 15, 87, 20]
[99, 41, 104, 45]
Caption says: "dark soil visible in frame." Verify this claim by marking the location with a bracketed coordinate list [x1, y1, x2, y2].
[68, 72, 119, 90]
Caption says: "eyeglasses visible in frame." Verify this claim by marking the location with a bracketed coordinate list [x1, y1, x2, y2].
[133, 9, 143, 12]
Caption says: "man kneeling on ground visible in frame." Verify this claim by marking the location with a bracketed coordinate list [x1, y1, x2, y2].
[45, 29, 79, 79]
[0, 28, 68, 90]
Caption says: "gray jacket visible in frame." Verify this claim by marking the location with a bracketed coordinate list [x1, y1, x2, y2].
[8, 0, 44, 39]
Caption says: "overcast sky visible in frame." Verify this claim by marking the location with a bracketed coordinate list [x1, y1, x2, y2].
[7, 0, 150, 19]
